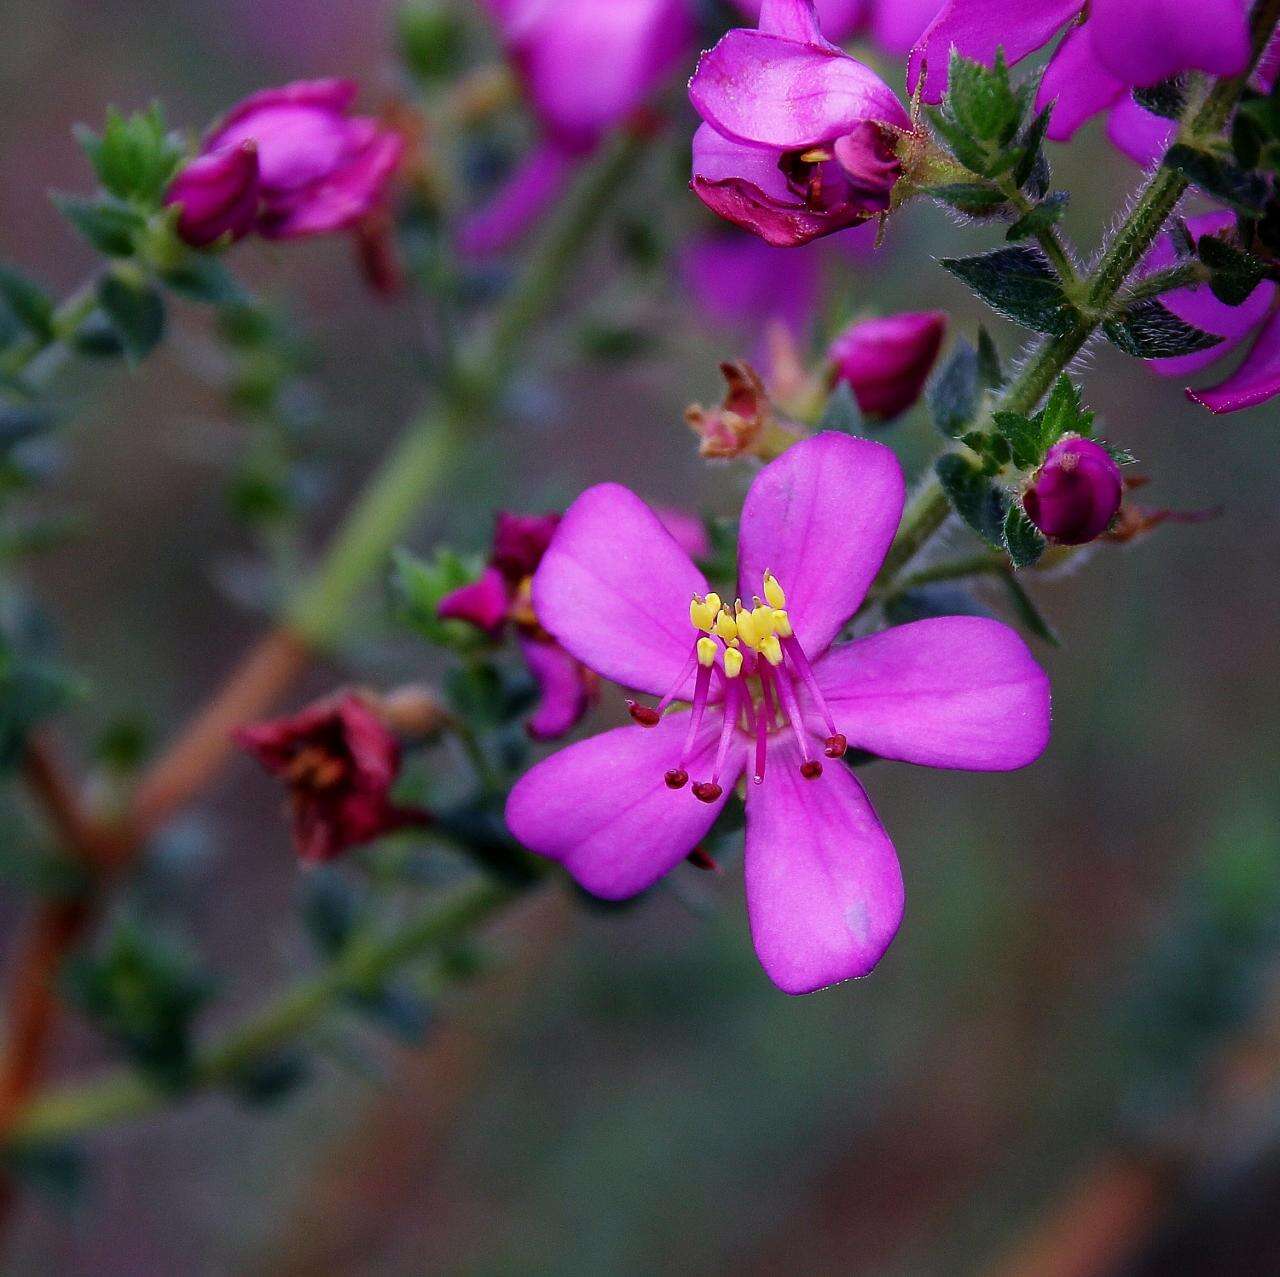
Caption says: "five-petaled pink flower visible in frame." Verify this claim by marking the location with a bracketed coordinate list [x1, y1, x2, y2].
[237, 694, 426, 865]
[689, 0, 911, 247]
[505, 434, 1051, 994]
[179, 79, 404, 241]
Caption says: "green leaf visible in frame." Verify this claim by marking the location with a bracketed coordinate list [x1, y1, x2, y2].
[160, 256, 246, 305]
[1163, 143, 1269, 214]
[941, 245, 1076, 335]
[97, 274, 165, 364]
[397, 0, 469, 82]
[53, 193, 147, 257]
[0, 402, 58, 446]
[0, 266, 54, 340]
[884, 586, 991, 625]
[997, 573, 1059, 645]
[976, 327, 1005, 388]
[1013, 106, 1052, 190]
[1103, 299, 1222, 359]
[391, 546, 490, 652]
[1006, 192, 1069, 242]
[1003, 501, 1047, 569]
[924, 183, 1009, 216]
[991, 410, 1045, 470]
[927, 340, 980, 438]
[1040, 375, 1094, 442]
[72, 315, 125, 358]
[74, 103, 185, 206]
[1196, 233, 1266, 306]
[935, 453, 1009, 549]
[817, 382, 863, 434]
[931, 49, 1031, 177]
[1133, 77, 1188, 120]
[0, 639, 74, 772]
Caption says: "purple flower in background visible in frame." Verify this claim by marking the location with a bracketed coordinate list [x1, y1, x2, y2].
[1139, 212, 1280, 414]
[729, 0, 943, 51]
[191, 80, 404, 240]
[828, 310, 946, 420]
[165, 142, 261, 248]
[1023, 437, 1124, 544]
[909, 0, 1249, 152]
[461, 0, 695, 255]
[505, 434, 1050, 993]
[689, 0, 911, 247]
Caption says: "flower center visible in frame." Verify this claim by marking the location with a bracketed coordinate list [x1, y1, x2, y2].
[626, 571, 847, 803]
[284, 745, 348, 792]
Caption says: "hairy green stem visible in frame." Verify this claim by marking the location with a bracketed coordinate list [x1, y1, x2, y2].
[877, 0, 1278, 589]
[4, 878, 523, 1146]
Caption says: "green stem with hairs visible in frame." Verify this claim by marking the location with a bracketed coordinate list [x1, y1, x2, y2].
[877, 0, 1280, 590]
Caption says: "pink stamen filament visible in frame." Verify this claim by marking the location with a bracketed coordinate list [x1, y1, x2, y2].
[752, 668, 772, 784]
[772, 663, 821, 778]
[629, 642, 699, 726]
[677, 660, 714, 772]
[704, 678, 741, 798]
[780, 635, 846, 757]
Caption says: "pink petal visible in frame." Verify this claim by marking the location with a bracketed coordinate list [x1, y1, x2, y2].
[654, 507, 712, 562]
[908, 0, 1080, 104]
[812, 617, 1051, 769]
[744, 734, 903, 994]
[1037, 22, 1126, 140]
[737, 433, 905, 659]
[437, 566, 509, 635]
[458, 142, 576, 257]
[869, 0, 944, 56]
[1089, 0, 1249, 87]
[1188, 307, 1280, 414]
[690, 30, 909, 150]
[533, 484, 708, 698]
[1106, 95, 1176, 166]
[518, 635, 593, 740]
[730, 0, 868, 42]
[506, 713, 745, 898]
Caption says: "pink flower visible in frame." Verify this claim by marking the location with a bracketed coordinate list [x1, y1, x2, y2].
[461, 0, 694, 255]
[1023, 437, 1124, 544]
[505, 434, 1050, 993]
[198, 80, 404, 240]
[164, 142, 261, 248]
[828, 310, 947, 421]
[237, 694, 426, 864]
[909, 0, 1249, 152]
[1140, 211, 1280, 413]
[689, 0, 911, 247]
[730, 0, 943, 54]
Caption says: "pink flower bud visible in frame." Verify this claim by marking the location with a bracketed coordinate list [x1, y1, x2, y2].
[828, 311, 946, 421]
[164, 142, 261, 248]
[491, 512, 562, 581]
[1023, 437, 1124, 545]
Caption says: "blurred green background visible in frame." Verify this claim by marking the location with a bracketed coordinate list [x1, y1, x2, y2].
[2, 1, 1279, 1273]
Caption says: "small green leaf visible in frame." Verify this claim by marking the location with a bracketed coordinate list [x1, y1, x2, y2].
[0, 266, 54, 340]
[1133, 77, 1188, 120]
[991, 410, 1045, 470]
[1164, 143, 1269, 214]
[1040, 375, 1094, 442]
[391, 546, 489, 652]
[932, 49, 1030, 176]
[75, 103, 185, 206]
[1013, 106, 1053, 190]
[1003, 501, 1047, 568]
[160, 256, 246, 304]
[924, 183, 1009, 216]
[884, 586, 991, 626]
[97, 274, 165, 364]
[1197, 233, 1266, 306]
[818, 382, 863, 434]
[397, 0, 469, 82]
[53, 193, 147, 257]
[1103, 299, 1222, 359]
[0, 402, 58, 445]
[1006, 192, 1069, 242]
[927, 341, 980, 438]
[936, 453, 1009, 549]
[998, 573, 1059, 645]
[941, 245, 1076, 335]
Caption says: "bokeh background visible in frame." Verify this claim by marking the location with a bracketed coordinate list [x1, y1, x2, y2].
[1, 1, 1279, 1273]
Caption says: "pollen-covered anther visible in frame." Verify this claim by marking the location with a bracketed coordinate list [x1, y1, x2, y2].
[689, 594, 719, 632]
[665, 768, 689, 789]
[800, 760, 823, 779]
[760, 634, 784, 667]
[723, 646, 743, 679]
[626, 700, 662, 727]
[824, 733, 848, 758]
[713, 609, 738, 642]
[771, 609, 792, 638]
[692, 780, 723, 803]
[762, 570, 786, 609]
[696, 636, 719, 668]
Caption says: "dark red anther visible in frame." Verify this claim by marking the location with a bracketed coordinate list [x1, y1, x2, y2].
[665, 768, 689, 790]
[686, 847, 719, 872]
[692, 781, 722, 804]
[800, 760, 823, 780]
[627, 700, 662, 727]
[824, 733, 847, 759]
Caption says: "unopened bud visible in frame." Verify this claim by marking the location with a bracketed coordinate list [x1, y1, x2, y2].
[165, 142, 261, 248]
[1023, 437, 1124, 545]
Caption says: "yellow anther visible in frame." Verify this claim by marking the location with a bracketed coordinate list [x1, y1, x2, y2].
[760, 634, 784, 666]
[690, 596, 717, 632]
[713, 609, 738, 642]
[735, 608, 760, 649]
[704, 592, 722, 614]
[697, 636, 718, 668]
[752, 604, 776, 638]
[723, 647, 743, 679]
[798, 146, 833, 164]
[772, 609, 793, 638]
[763, 570, 786, 609]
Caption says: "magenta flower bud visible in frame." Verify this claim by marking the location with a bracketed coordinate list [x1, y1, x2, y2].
[1023, 437, 1124, 545]
[200, 80, 403, 240]
[828, 311, 946, 421]
[688, 0, 910, 247]
[491, 511, 562, 581]
[164, 142, 261, 248]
